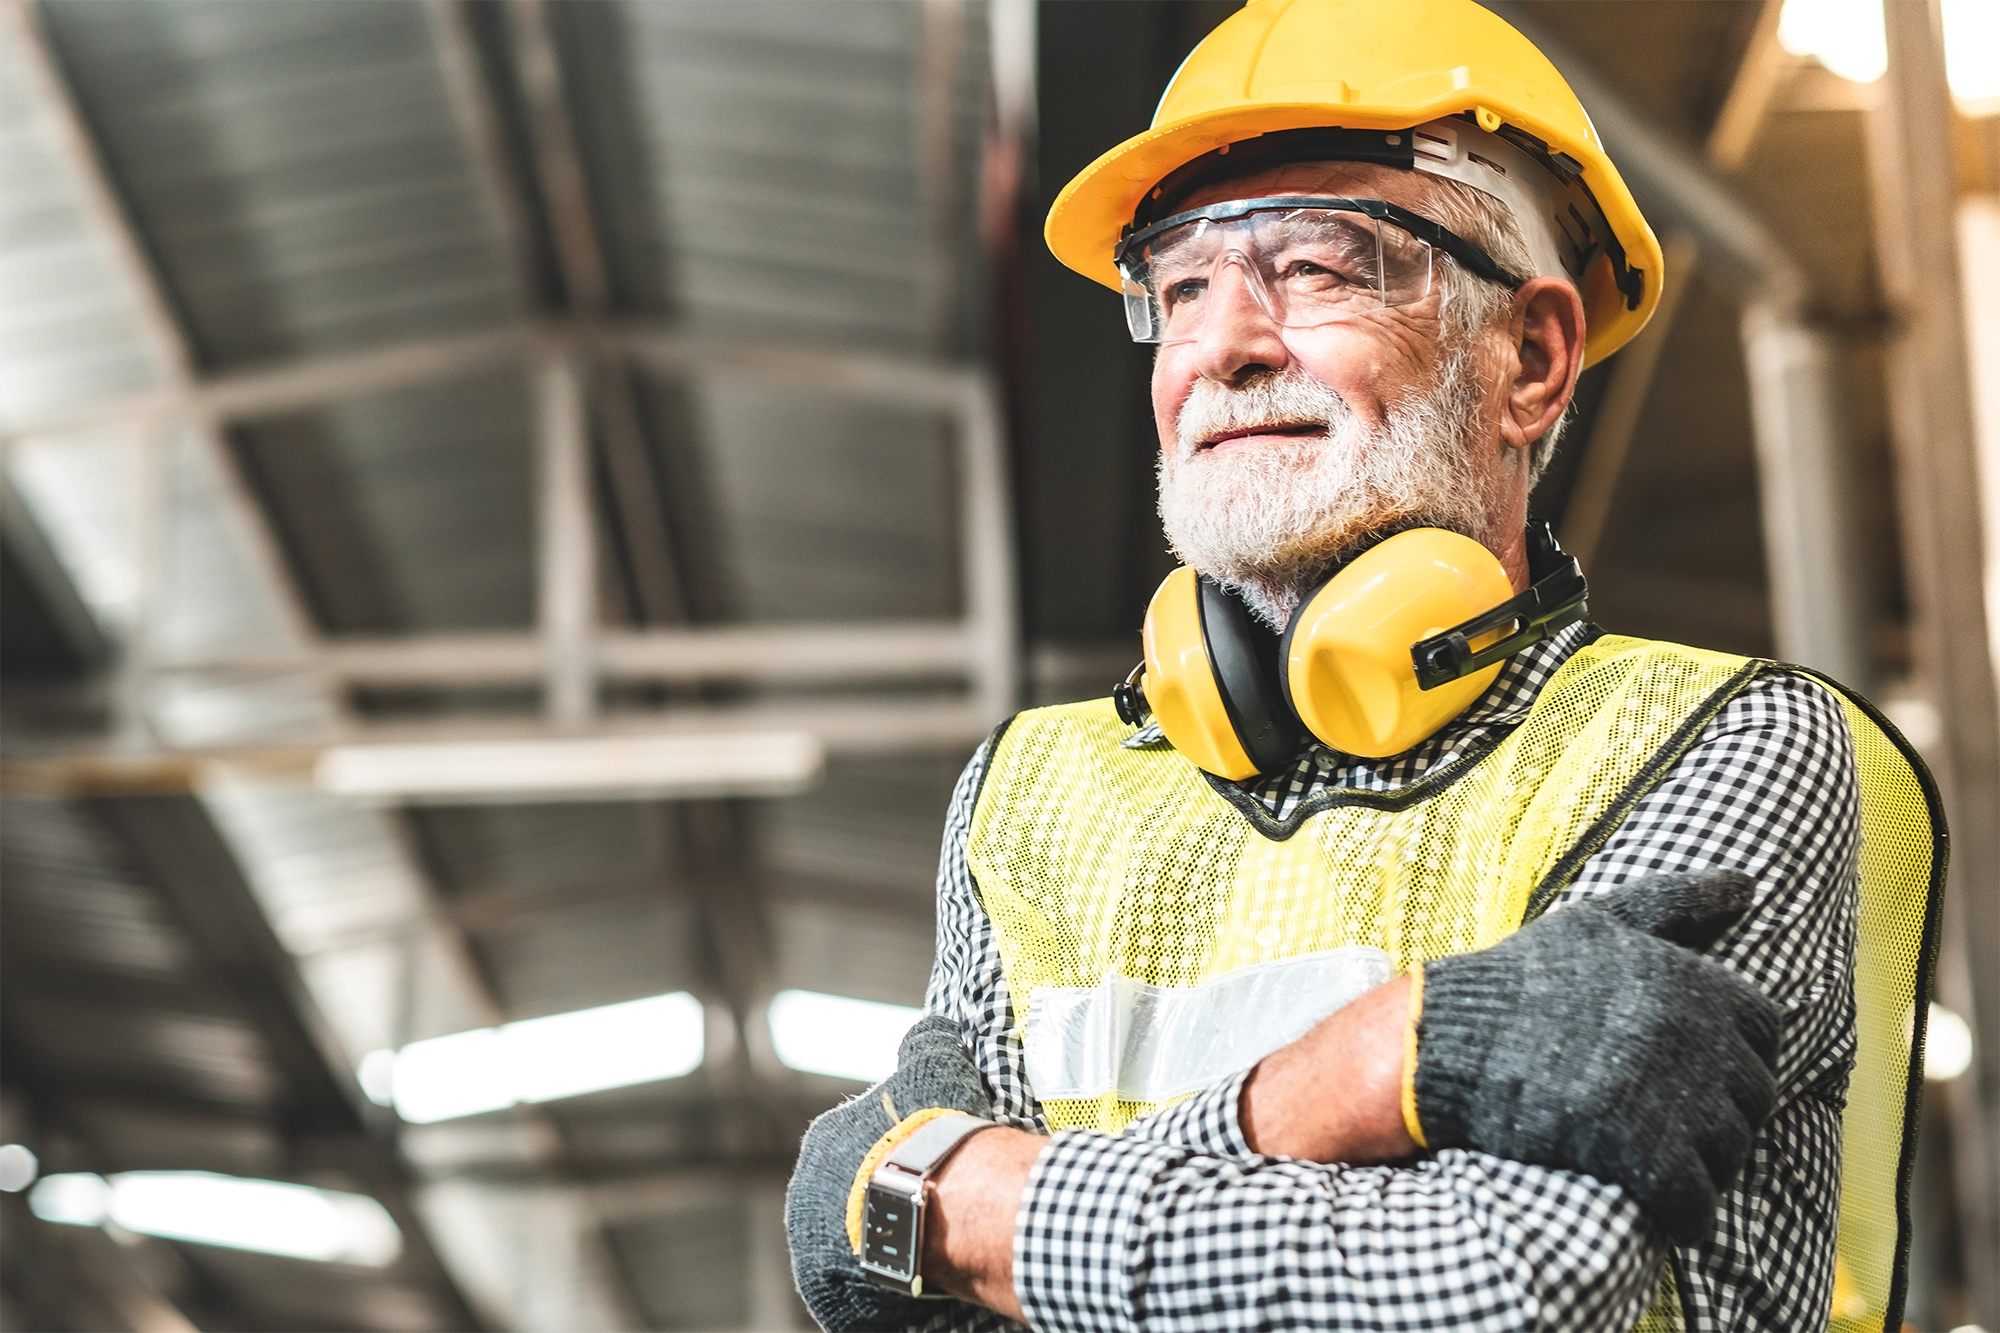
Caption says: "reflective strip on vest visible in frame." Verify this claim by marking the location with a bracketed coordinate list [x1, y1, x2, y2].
[966, 635, 1942, 1333]
[1024, 946, 1394, 1102]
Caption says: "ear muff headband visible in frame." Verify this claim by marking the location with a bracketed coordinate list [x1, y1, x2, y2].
[1410, 523, 1588, 689]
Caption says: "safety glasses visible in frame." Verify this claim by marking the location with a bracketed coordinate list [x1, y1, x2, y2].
[1114, 196, 1527, 346]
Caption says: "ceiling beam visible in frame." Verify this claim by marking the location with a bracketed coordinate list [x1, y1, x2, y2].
[0, 1, 186, 384]
[1705, 0, 1792, 174]
[2, 0, 320, 655]
[152, 621, 975, 685]
[536, 353, 596, 727]
[501, 0, 689, 627]
[424, 0, 547, 311]
[0, 699, 992, 800]
[5, 322, 987, 442]
[505, 0, 609, 312]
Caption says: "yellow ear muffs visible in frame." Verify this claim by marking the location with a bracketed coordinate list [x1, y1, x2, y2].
[1281, 529, 1518, 759]
[1123, 526, 1588, 773]
[1140, 567, 1303, 781]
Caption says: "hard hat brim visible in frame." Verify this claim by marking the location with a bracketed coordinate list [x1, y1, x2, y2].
[1046, 100, 1664, 366]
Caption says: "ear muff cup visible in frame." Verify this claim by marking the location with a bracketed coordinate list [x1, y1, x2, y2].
[1140, 567, 1302, 780]
[1279, 528, 1516, 759]
[1196, 576, 1304, 775]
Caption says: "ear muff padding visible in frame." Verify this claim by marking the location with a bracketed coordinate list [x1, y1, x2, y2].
[1198, 577, 1303, 775]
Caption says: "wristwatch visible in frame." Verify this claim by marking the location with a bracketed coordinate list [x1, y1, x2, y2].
[858, 1111, 997, 1296]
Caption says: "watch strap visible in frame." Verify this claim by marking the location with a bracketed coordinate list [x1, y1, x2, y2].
[881, 1110, 993, 1178]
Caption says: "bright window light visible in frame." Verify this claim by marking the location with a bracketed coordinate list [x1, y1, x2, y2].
[1780, 0, 1999, 109]
[769, 989, 921, 1083]
[1943, 0, 2000, 110]
[1779, 0, 1887, 84]
[1926, 1004, 1975, 1082]
[30, 1171, 401, 1266]
[381, 991, 705, 1124]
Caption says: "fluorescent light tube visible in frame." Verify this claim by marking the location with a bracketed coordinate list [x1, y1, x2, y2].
[768, 989, 922, 1083]
[28, 1173, 106, 1226]
[390, 1028, 516, 1124]
[31, 1172, 401, 1266]
[377, 991, 706, 1124]
[316, 732, 823, 803]
[507, 993, 707, 1103]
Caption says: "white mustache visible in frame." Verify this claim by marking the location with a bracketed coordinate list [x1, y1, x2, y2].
[1175, 369, 1354, 457]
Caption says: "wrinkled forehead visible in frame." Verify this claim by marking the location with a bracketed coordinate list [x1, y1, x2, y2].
[1171, 160, 1440, 217]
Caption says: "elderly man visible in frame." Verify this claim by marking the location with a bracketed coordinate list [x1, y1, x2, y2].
[786, 4, 1939, 1331]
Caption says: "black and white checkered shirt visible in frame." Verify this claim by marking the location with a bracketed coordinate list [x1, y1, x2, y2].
[918, 623, 1859, 1333]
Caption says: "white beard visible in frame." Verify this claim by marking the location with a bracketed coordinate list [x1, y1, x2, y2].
[1156, 349, 1498, 630]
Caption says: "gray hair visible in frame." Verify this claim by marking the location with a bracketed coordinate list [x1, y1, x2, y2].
[1414, 174, 1572, 484]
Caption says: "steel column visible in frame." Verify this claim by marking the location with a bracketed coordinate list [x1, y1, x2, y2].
[1867, 3, 2000, 1320]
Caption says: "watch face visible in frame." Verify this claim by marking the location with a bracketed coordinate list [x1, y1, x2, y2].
[862, 1182, 920, 1282]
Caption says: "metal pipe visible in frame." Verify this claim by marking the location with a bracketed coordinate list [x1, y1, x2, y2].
[537, 355, 595, 727]
[1740, 304, 1870, 686]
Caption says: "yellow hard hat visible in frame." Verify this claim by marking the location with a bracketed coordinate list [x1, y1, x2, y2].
[1045, 0, 1663, 365]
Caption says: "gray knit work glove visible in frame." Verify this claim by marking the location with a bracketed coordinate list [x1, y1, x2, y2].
[786, 1015, 992, 1332]
[1412, 869, 1782, 1244]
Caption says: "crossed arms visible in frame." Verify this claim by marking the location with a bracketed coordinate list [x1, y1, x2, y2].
[806, 673, 1859, 1332]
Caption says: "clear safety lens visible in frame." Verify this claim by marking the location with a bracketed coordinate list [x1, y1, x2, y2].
[1121, 208, 1435, 346]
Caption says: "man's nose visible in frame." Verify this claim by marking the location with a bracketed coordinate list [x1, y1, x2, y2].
[1190, 252, 1291, 385]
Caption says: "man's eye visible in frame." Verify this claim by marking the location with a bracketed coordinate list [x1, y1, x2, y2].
[1164, 278, 1207, 306]
[1280, 259, 1353, 284]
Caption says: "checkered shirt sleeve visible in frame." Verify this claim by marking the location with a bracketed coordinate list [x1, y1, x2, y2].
[919, 650, 1859, 1333]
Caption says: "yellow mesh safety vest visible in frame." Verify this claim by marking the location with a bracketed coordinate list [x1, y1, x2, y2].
[966, 635, 1943, 1333]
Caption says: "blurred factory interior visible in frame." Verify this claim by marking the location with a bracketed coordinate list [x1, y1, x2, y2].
[0, 0, 1996, 1328]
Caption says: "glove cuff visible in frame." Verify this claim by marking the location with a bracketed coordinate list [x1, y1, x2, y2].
[844, 1104, 961, 1255]
[1412, 948, 1520, 1149]
[1401, 963, 1428, 1149]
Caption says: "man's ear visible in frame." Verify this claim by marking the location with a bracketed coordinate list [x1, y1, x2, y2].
[1501, 277, 1586, 451]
